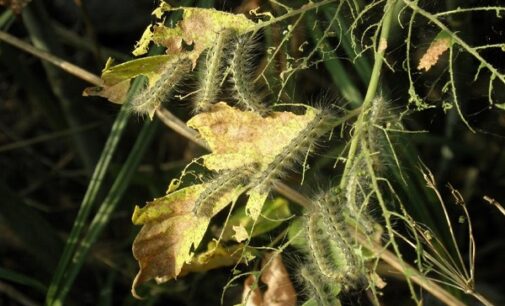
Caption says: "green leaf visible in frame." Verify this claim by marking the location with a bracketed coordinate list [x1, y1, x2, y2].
[221, 197, 292, 241]
[83, 55, 181, 103]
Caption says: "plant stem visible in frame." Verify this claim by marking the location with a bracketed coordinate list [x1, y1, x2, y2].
[339, 0, 396, 189]
[53, 120, 159, 304]
[0, 30, 104, 86]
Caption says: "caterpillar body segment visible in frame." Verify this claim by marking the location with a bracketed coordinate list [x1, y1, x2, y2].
[131, 56, 192, 116]
[306, 213, 343, 280]
[194, 29, 234, 113]
[344, 172, 376, 236]
[251, 108, 336, 193]
[313, 190, 361, 285]
[229, 33, 270, 115]
[193, 165, 255, 217]
[299, 266, 340, 306]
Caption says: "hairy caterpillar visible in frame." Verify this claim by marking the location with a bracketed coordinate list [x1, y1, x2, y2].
[344, 170, 376, 235]
[229, 33, 269, 115]
[312, 189, 361, 285]
[193, 165, 256, 217]
[299, 265, 340, 306]
[131, 56, 192, 116]
[251, 108, 336, 193]
[194, 29, 233, 113]
[306, 213, 343, 280]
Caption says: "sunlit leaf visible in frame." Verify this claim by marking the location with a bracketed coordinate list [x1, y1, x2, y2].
[179, 241, 255, 276]
[131, 184, 243, 294]
[221, 197, 292, 242]
[84, 55, 181, 103]
[135, 7, 255, 64]
[187, 102, 316, 173]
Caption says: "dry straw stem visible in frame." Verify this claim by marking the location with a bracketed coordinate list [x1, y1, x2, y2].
[0, 28, 467, 306]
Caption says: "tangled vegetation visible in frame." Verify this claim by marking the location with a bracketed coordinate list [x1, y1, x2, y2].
[1, 0, 504, 305]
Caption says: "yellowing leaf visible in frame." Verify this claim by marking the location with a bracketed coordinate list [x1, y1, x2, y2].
[221, 197, 292, 242]
[233, 225, 249, 242]
[146, 7, 254, 64]
[132, 25, 154, 57]
[187, 102, 316, 172]
[187, 102, 316, 219]
[179, 241, 255, 276]
[131, 184, 244, 295]
[246, 188, 269, 220]
[84, 55, 183, 103]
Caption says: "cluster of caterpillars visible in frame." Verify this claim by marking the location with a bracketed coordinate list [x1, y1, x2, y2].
[131, 26, 385, 304]
[130, 28, 269, 117]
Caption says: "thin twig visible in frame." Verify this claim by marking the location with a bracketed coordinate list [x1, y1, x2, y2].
[0, 281, 40, 306]
[0, 28, 466, 306]
[0, 30, 103, 86]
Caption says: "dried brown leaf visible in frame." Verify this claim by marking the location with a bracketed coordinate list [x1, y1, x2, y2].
[242, 275, 264, 306]
[261, 253, 297, 306]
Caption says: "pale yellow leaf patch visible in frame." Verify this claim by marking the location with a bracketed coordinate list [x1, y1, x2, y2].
[246, 188, 269, 220]
[131, 184, 244, 295]
[133, 6, 255, 64]
[232, 225, 250, 243]
[187, 102, 316, 172]
[180, 241, 254, 276]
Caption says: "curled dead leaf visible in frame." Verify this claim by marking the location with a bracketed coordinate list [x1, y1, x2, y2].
[241, 253, 297, 306]
[261, 253, 297, 306]
[242, 275, 264, 306]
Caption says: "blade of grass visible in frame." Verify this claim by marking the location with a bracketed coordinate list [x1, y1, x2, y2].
[322, 5, 372, 85]
[0, 281, 39, 306]
[52, 119, 159, 304]
[0, 9, 14, 29]
[0, 184, 62, 272]
[306, 11, 363, 106]
[22, 1, 97, 173]
[0, 268, 47, 293]
[44, 79, 143, 306]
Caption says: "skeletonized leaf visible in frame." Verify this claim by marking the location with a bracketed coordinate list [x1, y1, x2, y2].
[134, 7, 255, 64]
[246, 188, 269, 221]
